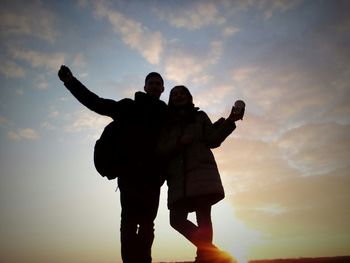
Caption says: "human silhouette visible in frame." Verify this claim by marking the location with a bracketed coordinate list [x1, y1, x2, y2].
[157, 85, 244, 263]
[58, 65, 167, 263]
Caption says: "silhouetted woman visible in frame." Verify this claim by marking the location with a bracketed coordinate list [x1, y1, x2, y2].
[158, 85, 245, 263]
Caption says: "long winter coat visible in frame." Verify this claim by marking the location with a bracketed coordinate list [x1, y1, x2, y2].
[158, 108, 236, 211]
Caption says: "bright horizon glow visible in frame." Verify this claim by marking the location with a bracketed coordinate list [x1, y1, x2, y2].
[212, 201, 262, 263]
[153, 189, 260, 263]
[1, 1, 349, 262]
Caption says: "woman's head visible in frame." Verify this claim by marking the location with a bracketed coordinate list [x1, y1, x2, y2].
[168, 85, 193, 108]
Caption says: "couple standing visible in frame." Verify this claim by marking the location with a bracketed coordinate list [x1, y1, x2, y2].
[58, 66, 245, 263]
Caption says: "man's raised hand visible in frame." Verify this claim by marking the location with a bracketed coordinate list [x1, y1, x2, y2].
[58, 65, 73, 83]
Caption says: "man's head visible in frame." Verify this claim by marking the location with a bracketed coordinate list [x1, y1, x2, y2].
[144, 72, 164, 99]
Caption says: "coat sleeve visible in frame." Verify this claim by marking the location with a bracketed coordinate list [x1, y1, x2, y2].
[64, 77, 124, 118]
[201, 111, 236, 149]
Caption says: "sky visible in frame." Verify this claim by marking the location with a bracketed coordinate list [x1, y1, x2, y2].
[0, 0, 350, 262]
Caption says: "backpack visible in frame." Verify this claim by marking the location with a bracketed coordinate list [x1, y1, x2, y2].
[93, 121, 123, 180]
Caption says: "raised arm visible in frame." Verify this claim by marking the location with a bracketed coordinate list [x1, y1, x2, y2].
[203, 100, 245, 148]
[58, 65, 126, 118]
[202, 112, 236, 149]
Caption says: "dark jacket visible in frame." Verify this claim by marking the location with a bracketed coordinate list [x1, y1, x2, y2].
[157, 108, 236, 211]
[64, 77, 167, 185]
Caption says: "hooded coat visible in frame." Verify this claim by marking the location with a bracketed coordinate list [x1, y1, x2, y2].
[158, 108, 236, 211]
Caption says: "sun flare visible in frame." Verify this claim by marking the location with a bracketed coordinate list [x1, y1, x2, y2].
[211, 201, 262, 263]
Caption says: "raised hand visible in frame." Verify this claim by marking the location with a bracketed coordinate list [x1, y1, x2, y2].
[58, 65, 73, 83]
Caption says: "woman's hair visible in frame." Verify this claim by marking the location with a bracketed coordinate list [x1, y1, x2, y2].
[168, 85, 194, 108]
[166, 85, 197, 127]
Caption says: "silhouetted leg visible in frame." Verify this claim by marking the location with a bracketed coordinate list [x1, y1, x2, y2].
[120, 187, 140, 263]
[195, 206, 215, 258]
[196, 205, 213, 244]
[138, 186, 160, 263]
[137, 221, 154, 263]
[120, 219, 139, 262]
[170, 207, 201, 246]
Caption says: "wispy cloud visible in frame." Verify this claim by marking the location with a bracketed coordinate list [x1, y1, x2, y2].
[71, 53, 87, 68]
[216, 135, 350, 239]
[222, 26, 240, 38]
[10, 48, 66, 72]
[0, 1, 59, 42]
[0, 1, 349, 260]
[195, 84, 233, 111]
[0, 115, 9, 127]
[94, 1, 164, 65]
[63, 109, 111, 140]
[277, 122, 350, 176]
[258, 0, 304, 20]
[7, 128, 40, 141]
[16, 89, 24, 96]
[0, 60, 26, 78]
[157, 2, 225, 30]
[164, 41, 223, 83]
[34, 74, 49, 90]
[223, 0, 303, 19]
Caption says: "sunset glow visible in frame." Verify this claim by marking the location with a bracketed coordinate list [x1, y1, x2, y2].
[1, 1, 349, 262]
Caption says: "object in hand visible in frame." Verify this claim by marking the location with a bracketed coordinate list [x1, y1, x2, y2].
[234, 100, 245, 119]
[234, 100, 245, 110]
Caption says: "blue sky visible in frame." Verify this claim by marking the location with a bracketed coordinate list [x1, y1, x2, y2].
[1, 1, 350, 263]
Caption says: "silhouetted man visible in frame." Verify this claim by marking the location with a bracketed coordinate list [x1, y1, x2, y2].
[58, 65, 167, 263]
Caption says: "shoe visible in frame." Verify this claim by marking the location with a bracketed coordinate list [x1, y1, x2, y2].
[194, 245, 219, 263]
[211, 249, 237, 263]
[195, 246, 237, 263]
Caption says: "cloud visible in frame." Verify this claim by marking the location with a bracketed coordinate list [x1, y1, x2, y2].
[277, 122, 350, 176]
[164, 53, 206, 84]
[10, 48, 66, 72]
[40, 121, 55, 130]
[0, 115, 9, 127]
[77, 0, 89, 8]
[7, 128, 40, 141]
[157, 0, 301, 32]
[39, 107, 60, 131]
[215, 138, 295, 196]
[225, 52, 350, 132]
[213, 135, 350, 243]
[94, 1, 164, 65]
[257, 0, 304, 20]
[164, 41, 223, 83]
[0, 61, 25, 78]
[222, 26, 240, 38]
[0, 1, 59, 42]
[232, 167, 350, 237]
[210, 89, 350, 238]
[223, 0, 303, 20]
[34, 74, 49, 90]
[71, 53, 87, 68]
[48, 109, 59, 118]
[157, 2, 225, 30]
[63, 109, 111, 140]
[16, 89, 24, 96]
[194, 84, 233, 111]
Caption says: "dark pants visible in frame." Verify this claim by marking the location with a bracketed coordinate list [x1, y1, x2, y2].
[119, 179, 160, 263]
[170, 205, 213, 253]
